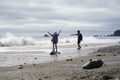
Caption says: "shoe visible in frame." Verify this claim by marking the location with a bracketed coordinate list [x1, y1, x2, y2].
[77, 48, 80, 50]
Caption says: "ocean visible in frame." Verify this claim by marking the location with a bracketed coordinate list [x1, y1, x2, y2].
[0, 32, 120, 67]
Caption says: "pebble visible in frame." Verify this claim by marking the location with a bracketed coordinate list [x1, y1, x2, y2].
[66, 59, 73, 61]
[96, 54, 102, 56]
[17, 65, 23, 69]
[18, 66, 23, 69]
[102, 75, 113, 80]
[81, 60, 84, 62]
[33, 64, 36, 66]
[44, 76, 49, 79]
[89, 59, 92, 61]
[34, 58, 37, 59]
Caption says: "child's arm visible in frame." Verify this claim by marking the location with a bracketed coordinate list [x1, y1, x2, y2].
[48, 31, 53, 36]
[71, 34, 77, 36]
[58, 30, 61, 35]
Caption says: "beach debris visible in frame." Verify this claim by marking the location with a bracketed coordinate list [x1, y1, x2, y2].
[82, 59, 104, 69]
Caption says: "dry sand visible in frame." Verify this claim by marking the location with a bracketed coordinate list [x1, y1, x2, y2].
[0, 45, 120, 80]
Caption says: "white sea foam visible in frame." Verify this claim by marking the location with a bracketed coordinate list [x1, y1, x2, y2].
[59, 36, 120, 45]
[0, 33, 37, 47]
[0, 33, 120, 47]
[82, 36, 115, 44]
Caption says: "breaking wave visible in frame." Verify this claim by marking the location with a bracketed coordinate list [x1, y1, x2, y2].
[0, 33, 36, 47]
[0, 33, 120, 47]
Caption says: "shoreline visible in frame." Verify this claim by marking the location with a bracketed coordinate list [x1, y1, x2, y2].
[0, 45, 120, 80]
[0, 43, 101, 67]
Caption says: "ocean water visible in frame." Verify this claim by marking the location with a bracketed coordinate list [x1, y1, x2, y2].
[0, 32, 120, 67]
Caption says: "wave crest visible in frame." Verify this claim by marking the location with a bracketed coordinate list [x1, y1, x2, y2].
[0, 33, 36, 47]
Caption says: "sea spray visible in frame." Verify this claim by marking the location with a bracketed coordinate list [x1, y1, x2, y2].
[0, 33, 120, 47]
[0, 33, 36, 47]
[59, 36, 119, 45]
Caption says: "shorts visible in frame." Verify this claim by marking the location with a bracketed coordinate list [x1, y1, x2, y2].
[77, 40, 81, 44]
[51, 39, 58, 44]
[53, 41, 58, 44]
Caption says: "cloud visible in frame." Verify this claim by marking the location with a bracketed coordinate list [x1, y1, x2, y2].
[0, 0, 120, 33]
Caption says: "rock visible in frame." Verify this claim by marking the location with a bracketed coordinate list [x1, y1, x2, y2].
[33, 64, 36, 66]
[82, 59, 104, 69]
[102, 75, 113, 80]
[34, 58, 37, 59]
[113, 29, 120, 36]
[50, 51, 61, 55]
[21, 78, 24, 80]
[103, 54, 106, 56]
[44, 76, 49, 78]
[96, 54, 102, 56]
[66, 58, 73, 61]
[89, 59, 93, 61]
[50, 51, 56, 55]
[18, 66, 23, 69]
[81, 60, 84, 62]
[44, 34, 49, 37]
[17, 65, 23, 69]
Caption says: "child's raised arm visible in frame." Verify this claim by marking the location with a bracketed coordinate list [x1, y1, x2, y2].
[58, 30, 61, 35]
[48, 31, 53, 36]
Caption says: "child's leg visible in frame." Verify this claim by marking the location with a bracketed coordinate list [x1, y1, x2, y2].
[53, 43, 55, 52]
[55, 43, 57, 52]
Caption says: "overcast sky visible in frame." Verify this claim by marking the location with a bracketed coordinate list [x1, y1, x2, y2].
[0, 0, 120, 34]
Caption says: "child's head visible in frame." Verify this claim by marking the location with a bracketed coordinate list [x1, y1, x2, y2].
[77, 30, 80, 33]
[54, 32, 57, 35]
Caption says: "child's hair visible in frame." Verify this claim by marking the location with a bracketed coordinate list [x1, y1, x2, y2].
[77, 30, 80, 33]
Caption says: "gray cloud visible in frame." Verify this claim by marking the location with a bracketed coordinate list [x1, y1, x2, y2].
[0, 0, 120, 33]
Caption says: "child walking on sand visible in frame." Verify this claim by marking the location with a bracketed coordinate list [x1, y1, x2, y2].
[48, 30, 61, 52]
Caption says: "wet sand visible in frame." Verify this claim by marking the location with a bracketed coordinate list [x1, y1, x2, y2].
[0, 45, 120, 80]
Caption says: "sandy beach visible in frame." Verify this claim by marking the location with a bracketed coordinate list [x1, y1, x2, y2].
[0, 45, 120, 80]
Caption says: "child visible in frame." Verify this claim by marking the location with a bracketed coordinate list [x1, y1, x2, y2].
[72, 30, 83, 50]
[48, 30, 61, 52]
